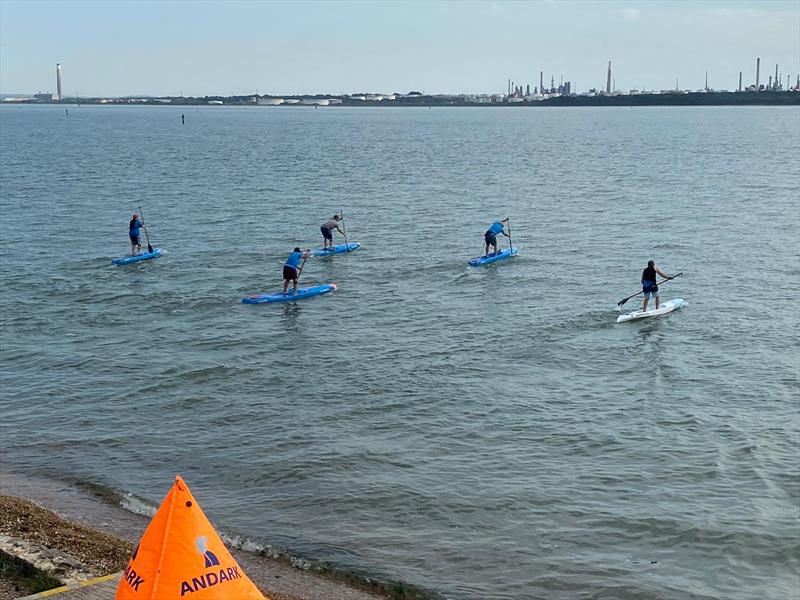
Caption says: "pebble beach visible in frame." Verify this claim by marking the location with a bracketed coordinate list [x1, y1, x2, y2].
[0, 468, 418, 600]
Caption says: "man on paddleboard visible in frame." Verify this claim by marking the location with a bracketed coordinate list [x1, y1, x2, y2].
[129, 213, 143, 256]
[484, 218, 510, 257]
[641, 260, 674, 311]
[320, 215, 344, 251]
[283, 247, 310, 294]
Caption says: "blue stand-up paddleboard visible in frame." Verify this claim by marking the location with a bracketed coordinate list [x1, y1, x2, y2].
[312, 243, 361, 257]
[468, 247, 519, 267]
[112, 248, 163, 266]
[242, 284, 337, 304]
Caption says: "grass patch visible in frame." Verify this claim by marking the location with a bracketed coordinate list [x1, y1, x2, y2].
[0, 549, 62, 595]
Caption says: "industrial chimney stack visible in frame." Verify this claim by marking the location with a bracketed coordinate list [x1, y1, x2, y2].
[56, 63, 62, 100]
[738, 71, 742, 92]
[606, 61, 612, 94]
[756, 57, 760, 89]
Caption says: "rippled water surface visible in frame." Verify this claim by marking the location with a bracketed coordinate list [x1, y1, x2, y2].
[1, 104, 798, 599]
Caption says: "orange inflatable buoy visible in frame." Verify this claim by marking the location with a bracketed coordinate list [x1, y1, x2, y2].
[115, 475, 266, 600]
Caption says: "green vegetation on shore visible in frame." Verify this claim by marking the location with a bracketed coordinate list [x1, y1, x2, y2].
[0, 550, 62, 596]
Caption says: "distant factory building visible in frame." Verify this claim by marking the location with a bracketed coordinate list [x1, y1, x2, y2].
[300, 98, 331, 106]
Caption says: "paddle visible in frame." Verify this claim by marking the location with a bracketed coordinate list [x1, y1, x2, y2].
[617, 272, 682, 308]
[340, 210, 349, 252]
[506, 217, 512, 255]
[138, 206, 154, 253]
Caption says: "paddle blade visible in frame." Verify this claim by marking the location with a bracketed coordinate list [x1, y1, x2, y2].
[617, 297, 629, 307]
[147, 243, 154, 253]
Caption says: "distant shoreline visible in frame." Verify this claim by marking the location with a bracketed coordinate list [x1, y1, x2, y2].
[3, 90, 798, 108]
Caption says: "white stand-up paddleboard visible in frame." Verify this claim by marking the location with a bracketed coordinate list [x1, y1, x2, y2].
[617, 298, 686, 323]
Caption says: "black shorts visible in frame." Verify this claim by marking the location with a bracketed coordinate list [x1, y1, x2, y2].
[321, 226, 333, 241]
[484, 232, 497, 246]
[130, 235, 140, 245]
[283, 265, 298, 280]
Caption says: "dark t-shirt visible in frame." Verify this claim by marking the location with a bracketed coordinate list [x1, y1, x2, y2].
[642, 265, 658, 290]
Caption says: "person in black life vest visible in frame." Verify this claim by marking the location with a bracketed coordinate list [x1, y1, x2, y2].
[641, 260, 674, 312]
[129, 213, 143, 256]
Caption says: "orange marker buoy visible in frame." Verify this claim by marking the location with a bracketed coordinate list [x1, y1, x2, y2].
[115, 475, 266, 600]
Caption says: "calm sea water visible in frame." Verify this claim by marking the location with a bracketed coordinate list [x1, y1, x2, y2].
[1, 104, 798, 600]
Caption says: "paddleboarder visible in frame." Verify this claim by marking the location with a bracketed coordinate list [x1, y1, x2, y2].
[283, 247, 310, 294]
[129, 213, 143, 256]
[320, 215, 344, 251]
[484, 218, 510, 257]
[641, 260, 674, 312]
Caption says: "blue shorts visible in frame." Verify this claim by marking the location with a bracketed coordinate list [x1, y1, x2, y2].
[321, 226, 333, 241]
[643, 289, 659, 299]
[484, 232, 497, 246]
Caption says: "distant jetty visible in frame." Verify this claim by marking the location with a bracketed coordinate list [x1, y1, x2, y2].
[3, 90, 798, 107]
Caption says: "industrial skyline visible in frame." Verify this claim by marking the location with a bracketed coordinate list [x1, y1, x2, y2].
[503, 56, 797, 100]
[2, 1, 798, 97]
[18, 54, 800, 104]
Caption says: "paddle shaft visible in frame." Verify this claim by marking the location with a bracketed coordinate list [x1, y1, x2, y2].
[138, 206, 154, 253]
[618, 272, 682, 307]
[340, 210, 349, 251]
[506, 217, 512, 251]
[297, 250, 310, 277]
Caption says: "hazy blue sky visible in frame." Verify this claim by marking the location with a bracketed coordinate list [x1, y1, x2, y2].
[1, 0, 798, 96]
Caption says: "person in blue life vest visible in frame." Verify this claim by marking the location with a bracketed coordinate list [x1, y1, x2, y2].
[129, 213, 143, 256]
[283, 247, 310, 294]
[641, 260, 675, 311]
[320, 215, 344, 251]
[484, 218, 510, 256]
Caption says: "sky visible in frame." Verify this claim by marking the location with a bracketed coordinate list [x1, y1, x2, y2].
[1, 0, 799, 96]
